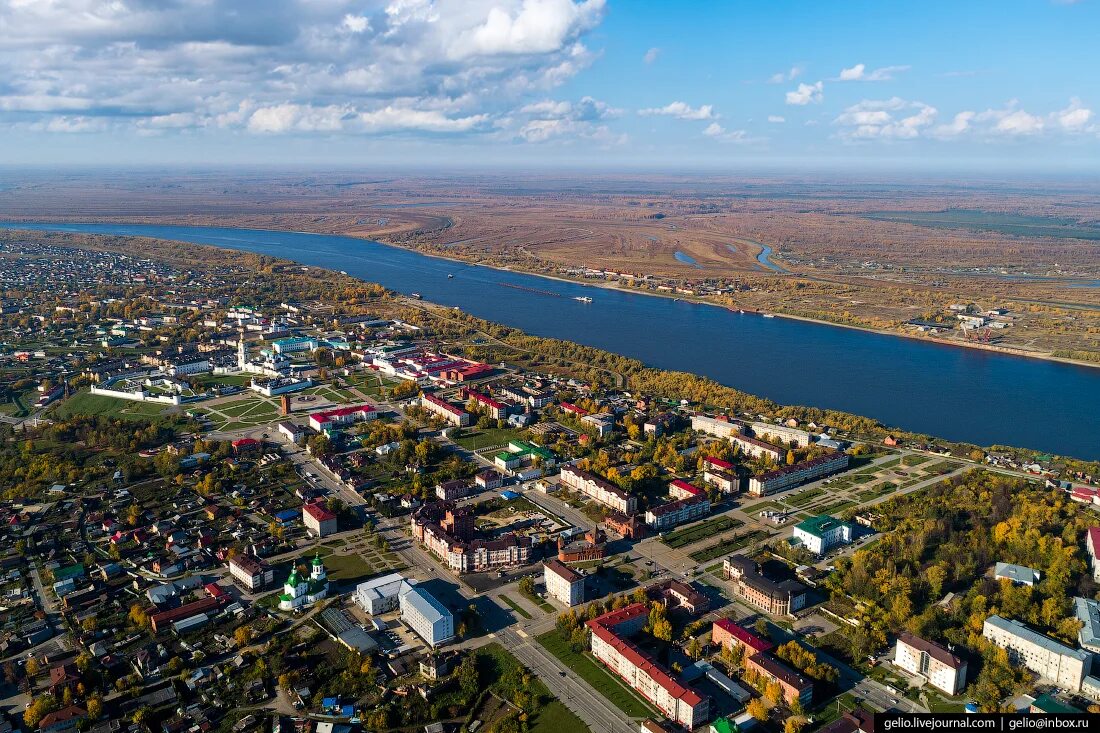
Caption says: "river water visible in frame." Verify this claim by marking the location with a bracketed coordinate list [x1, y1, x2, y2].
[5, 222, 1097, 459]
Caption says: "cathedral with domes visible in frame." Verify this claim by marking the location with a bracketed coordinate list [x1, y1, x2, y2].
[278, 553, 329, 611]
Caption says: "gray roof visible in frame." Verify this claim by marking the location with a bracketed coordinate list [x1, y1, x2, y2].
[356, 572, 414, 602]
[1076, 597, 1100, 650]
[994, 562, 1040, 584]
[984, 614, 1090, 661]
[401, 586, 452, 624]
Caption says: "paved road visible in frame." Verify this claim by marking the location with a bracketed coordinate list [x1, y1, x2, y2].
[495, 626, 638, 733]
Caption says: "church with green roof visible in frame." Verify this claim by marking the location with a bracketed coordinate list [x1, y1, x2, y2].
[279, 553, 329, 611]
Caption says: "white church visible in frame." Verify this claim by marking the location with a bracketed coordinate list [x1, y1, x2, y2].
[278, 553, 329, 611]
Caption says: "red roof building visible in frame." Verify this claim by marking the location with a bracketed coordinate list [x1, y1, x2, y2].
[587, 604, 709, 728]
[669, 479, 704, 500]
[303, 501, 338, 537]
[711, 618, 774, 655]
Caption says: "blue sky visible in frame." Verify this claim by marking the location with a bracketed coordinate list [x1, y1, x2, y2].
[0, 0, 1096, 169]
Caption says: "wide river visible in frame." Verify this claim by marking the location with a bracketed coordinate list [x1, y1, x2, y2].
[7, 222, 1098, 460]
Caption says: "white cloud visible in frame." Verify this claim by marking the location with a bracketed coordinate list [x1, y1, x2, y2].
[342, 14, 370, 33]
[450, 0, 605, 58]
[767, 115, 786, 123]
[702, 122, 748, 142]
[768, 66, 802, 84]
[992, 109, 1045, 135]
[0, 0, 607, 136]
[246, 103, 488, 134]
[932, 111, 976, 138]
[1054, 98, 1093, 131]
[514, 94, 622, 143]
[838, 64, 865, 81]
[834, 98, 937, 139]
[933, 99, 1094, 139]
[638, 101, 717, 120]
[835, 63, 910, 82]
[785, 82, 823, 105]
[643, 47, 660, 64]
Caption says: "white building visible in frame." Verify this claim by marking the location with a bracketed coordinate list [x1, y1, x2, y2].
[420, 393, 470, 427]
[994, 562, 1040, 586]
[166, 358, 212, 377]
[588, 604, 709, 729]
[544, 559, 584, 607]
[748, 452, 850, 496]
[792, 515, 852, 555]
[1086, 528, 1100, 582]
[303, 501, 337, 537]
[559, 465, 638, 514]
[581, 413, 616, 437]
[691, 415, 743, 439]
[750, 422, 813, 448]
[399, 586, 455, 647]
[278, 554, 329, 611]
[354, 573, 416, 615]
[645, 496, 711, 531]
[894, 632, 967, 695]
[983, 614, 1091, 692]
[729, 433, 783, 461]
[277, 421, 306, 443]
[308, 404, 377, 432]
[228, 554, 274, 591]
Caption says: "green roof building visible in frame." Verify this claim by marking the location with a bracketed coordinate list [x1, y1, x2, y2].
[792, 514, 852, 555]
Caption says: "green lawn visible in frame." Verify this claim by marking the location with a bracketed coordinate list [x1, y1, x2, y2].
[689, 529, 770, 562]
[784, 488, 825, 507]
[535, 632, 656, 717]
[815, 500, 857, 516]
[661, 515, 741, 549]
[497, 594, 533, 619]
[530, 700, 590, 733]
[316, 553, 377, 584]
[453, 427, 519, 450]
[48, 390, 179, 424]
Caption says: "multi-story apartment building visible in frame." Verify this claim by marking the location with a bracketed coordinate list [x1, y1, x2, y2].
[587, 604, 710, 729]
[983, 615, 1091, 692]
[461, 388, 508, 420]
[748, 452, 850, 497]
[702, 456, 740, 494]
[543, 558, 584, 607]
[669, 479, 705, 501]
[645, 495, 711, 531]
[745, 653, 814, 707]
[750, 422, 813, 448]
[691, 414, 743, 439]
[730, 433, 783, 461]
[1087, 527, 1100, 582]
[419, 392, 471, 427]
[228, 554, 274, 591]
[559, 465, 638, 514]
[894, 632, 968, 695]
[711, 619, 774, 656]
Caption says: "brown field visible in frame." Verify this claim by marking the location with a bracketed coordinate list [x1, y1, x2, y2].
[1, 169, 1098, 361]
